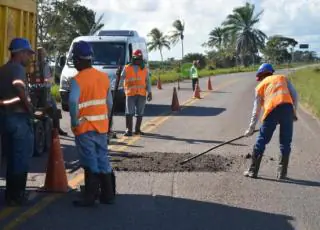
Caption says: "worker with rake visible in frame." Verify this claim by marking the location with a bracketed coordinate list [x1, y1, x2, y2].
[244, 63, 298, 180]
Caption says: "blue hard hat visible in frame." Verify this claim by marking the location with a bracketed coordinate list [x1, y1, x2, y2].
[9, 38, 35, 53]
[72, 41, 93, 60]
[256, 63, 275, 76]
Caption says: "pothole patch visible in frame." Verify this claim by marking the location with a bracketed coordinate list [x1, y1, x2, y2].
[111, 152, 238, 173]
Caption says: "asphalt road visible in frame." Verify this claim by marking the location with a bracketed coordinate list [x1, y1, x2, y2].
[0, 67, 320, 230]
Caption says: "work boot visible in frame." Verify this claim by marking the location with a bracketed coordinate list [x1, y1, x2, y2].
[6, 173, 29, 206]
[243, 152, 263, 179]
[73, 169, 99, 207]
[99, 172, 116, 204]
[124, 115, 133, 136]
[80, 168, 100, 201]
[134, 116, 144, 135]
[277, 154, 290, 180]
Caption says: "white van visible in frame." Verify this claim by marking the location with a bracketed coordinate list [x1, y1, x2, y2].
[59, 30, 149, 112]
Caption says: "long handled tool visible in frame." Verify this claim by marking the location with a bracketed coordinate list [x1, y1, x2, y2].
[108, 49, 123, 139]
[180, 130, 259, 165]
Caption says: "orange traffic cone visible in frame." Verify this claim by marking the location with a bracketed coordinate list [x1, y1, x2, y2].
[208, 77, 213, 91]
[171, 87, 180, 111]
[157, 76, 162, 90]
[193, 82, 201, 99]
[42, 129, 70, 193]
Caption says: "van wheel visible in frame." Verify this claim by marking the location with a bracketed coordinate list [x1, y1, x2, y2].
[33, 120, 46, 157]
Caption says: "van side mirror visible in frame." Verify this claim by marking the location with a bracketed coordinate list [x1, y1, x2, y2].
[59, 56, 66, 67]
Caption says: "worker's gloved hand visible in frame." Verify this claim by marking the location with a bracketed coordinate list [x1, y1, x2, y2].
[147, 92, 152, 101]
[244, 126, 255, 137]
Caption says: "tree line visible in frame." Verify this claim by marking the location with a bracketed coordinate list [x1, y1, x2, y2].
[147, 2, 318, 69]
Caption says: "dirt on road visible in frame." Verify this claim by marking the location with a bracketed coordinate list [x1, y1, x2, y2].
[110, 152, 243, 173]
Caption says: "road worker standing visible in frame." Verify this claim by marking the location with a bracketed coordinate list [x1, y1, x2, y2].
[244, 63, 298, 180]
[120, 49, 152, 137]
[0, 38, 35, 206]
[190, 60, 199, 91]
[37, 47, 68, 136]
[68, 41, 115, 207]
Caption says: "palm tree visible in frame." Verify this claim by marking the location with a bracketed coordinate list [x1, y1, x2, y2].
[222, 2, 267, 65]
[169, 19, 185, 59]
[147, 28, 171, 63]
[206, 27, 228, 50]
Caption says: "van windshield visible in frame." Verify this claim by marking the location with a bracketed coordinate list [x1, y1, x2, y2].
[67, 41, 126, 67]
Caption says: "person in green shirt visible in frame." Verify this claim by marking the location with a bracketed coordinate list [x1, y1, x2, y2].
[190, 60, 199, 91]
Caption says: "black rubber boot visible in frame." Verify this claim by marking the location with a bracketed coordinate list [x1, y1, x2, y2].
[244, 152, 263, 178]
[99, 172, 116, 204]
[80, 168, 100, 201]
[6, 173, 29, 206]
[73, 169, 99, 207]
[124, 115, 133, 136]
[134, 116, 144, 135]
[277, 154, 289, 180]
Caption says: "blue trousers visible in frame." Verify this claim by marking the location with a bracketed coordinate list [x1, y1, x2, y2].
[75, 131, 112, 173]
[254, 103, 294, 157]
[1, 112, 34, 175]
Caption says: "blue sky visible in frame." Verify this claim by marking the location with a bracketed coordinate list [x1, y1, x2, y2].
[81, 0, 320, 61]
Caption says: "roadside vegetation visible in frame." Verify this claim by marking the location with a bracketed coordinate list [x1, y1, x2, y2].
[37, 1, 319, 107]
[289, 66, 320, 118]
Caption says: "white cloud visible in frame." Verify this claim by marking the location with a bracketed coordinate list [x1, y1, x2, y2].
[81, 0, 320, 60]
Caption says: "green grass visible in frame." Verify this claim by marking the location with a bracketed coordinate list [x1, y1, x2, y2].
[51, 84, 61, 103]
[150, 63, 307, 85]
[288, 65, 320, 118]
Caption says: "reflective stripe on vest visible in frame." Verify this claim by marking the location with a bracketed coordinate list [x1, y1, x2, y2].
[124, 65, 147, 97]
[256, 75, 293, 121]
[79, 99, 106, 109]
[79, 114, 109, 122]
[2, 97, 21, 105]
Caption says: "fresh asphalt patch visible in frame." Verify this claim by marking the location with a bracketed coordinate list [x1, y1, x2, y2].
[110, 152, 241, 173]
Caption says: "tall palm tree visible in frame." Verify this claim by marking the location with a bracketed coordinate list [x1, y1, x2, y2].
[222, 2, 267, 64]
[147, 28, 171, 63]
[169, 19, 185, 59]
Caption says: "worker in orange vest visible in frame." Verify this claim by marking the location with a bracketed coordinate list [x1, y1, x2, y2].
[243, 63, 298, 180]
[69, 41, 115, 207]
[120, 49, 152, 136]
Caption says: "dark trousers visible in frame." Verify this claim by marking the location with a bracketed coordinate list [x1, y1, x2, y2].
[3, 113, 34, 173]
[254, 103, 294, 157]
[192, 78, 199, 91]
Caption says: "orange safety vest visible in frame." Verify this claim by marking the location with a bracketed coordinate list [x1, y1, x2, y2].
[73, 67, 110, 136]
[256, 74, 293, 121]
[123, 64, 147, 97]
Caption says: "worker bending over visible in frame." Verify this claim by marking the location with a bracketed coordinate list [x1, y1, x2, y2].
[0, 38, 35, 206]
[69, 41, 115, 207]
[120, 49, 152, 136]
[244, 63, 298, 180]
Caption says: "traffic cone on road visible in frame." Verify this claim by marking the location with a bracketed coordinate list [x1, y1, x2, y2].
[42, 129, 70, 193]
[157, 76, 162, 90]
[171, 87, 180, 111]
[193, 82, 201, 99]
[208, 77, 213, 91]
